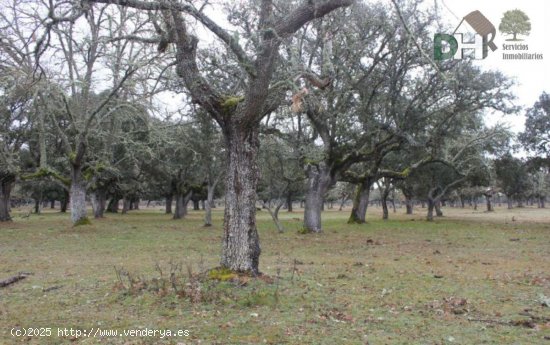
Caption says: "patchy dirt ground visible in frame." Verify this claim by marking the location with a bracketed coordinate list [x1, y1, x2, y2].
[1, 205, 549, 344]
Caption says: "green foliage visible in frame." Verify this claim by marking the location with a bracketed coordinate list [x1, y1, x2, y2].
[520, 92, 550, 160]
[73, 217, 92, 227]
[221, 95, 244, 112]
[208, 267, 237, 281]
[499, 9, 531, 40]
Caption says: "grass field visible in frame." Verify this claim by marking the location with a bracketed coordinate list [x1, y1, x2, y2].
[1, 205, 549, 344]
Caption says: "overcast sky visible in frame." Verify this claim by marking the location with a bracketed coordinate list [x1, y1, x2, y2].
[436, 0, 549, 133]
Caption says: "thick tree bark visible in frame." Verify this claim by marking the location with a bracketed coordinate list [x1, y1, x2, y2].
[348, 178, 372, 224]
[70, 165, 88, 224]
[303, 165, 332, 232]
[0, 176, 15, 222]
[165, 195, 173, 214]
[220, 127, 261, 273]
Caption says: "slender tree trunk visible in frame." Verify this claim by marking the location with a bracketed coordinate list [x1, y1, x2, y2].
[70, 165, 88, 225]
[50, 200, 55, 209]
[405, 195, 414, 215]
[348, 179, 372, 224]
[539, 196, 546, 208]
[0, 176, 15, 222]
[265, 200, 285, 233]
[220, 127, 261, 273]
[435, 200, 443, 217]
[427, 198, 435, 221]
[381, 186, 390, 220]
[485, 194, 493, 212]
[286, 192, 293, 212]
[165, 195, 173, 214]
[303, 165, 332, 232]
[60, 190, 69, 213]
[204, 184, 215, 227]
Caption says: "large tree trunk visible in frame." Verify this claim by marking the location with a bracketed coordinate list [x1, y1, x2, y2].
[0, 175, 15, 222]
[348, 178, 372, 224]
[507, 198, 513, 209]
[303, 165, 332, 232]
[220, 127, 261, 273]
[539, 196, 546, 208]
[70, 165, 88, 225]
[165, 194, 173, 214]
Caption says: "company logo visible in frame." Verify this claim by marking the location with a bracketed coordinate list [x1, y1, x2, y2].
[434, 10, 498, 60]
[499, 9, 531, 41]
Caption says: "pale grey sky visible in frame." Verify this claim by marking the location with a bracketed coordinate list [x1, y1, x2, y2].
[437, 0, 550, 133]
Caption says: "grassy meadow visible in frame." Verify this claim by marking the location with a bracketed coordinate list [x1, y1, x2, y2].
[1, 205, 549, 344]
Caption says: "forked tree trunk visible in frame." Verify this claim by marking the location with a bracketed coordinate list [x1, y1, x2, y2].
[70, 165, 88, 225]
[303, 165, 332, 233]
[348, 178, 372, 224]
[0, 176, 15, 222]
[220, 127, 261, 273]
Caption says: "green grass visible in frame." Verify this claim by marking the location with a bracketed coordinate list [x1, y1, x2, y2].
[1, 206, 549, 344]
